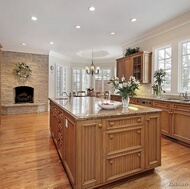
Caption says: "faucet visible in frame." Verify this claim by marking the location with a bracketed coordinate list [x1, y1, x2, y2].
[61, 91, 71, 98]
[180, 91, 188, 100]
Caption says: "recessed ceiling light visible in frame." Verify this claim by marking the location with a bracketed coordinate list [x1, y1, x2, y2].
[130, 18, 136, 22]
[76, 25, 81, 29]
[49, 42, 54, 45]
[110, 32, 115, 35]
[21, 43, 26, 46]
[89, 6, 95, 11]
[31, 16, 37, 21]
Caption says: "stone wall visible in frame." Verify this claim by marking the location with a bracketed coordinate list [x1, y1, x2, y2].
[1, 51, 49, 114]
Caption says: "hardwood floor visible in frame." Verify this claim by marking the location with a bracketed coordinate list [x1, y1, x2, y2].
[0, 112, 190, 189]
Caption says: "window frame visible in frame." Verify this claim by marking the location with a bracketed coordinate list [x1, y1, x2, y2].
[154, 45, 172, 92]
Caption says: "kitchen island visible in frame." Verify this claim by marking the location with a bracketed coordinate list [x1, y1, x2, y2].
[49, 97, 161, 189]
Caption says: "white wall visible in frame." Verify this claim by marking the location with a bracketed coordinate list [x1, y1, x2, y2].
[49, 51, 72, 98]
[122, 12, 190, 96]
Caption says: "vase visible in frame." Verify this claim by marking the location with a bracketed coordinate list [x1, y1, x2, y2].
[122, 96, 130, 108]
[156, 84, 162, 99]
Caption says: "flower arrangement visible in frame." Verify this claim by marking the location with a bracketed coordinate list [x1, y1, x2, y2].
[152, 68, 166, 96]
[15, 62, 32, 78]
[108, 76, 140, 99]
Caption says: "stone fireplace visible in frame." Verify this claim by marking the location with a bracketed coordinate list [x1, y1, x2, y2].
[15, 86, 34, 103]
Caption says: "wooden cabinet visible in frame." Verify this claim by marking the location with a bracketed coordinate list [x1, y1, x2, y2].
[145, 114, 161, 169]
[116, 56, 133, 80]
[153, 100, 171, 136]
[0, 44, 2, 126]
[110, 94, 122, 102]
[49, 100, 161, 189]
[131, 51, 151, 83]
[116, 51, 151, 83]
[103, 116, 145, 182]
[172, 103, 190, 144]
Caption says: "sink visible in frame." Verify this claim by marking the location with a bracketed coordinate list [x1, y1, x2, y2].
[165, 98, 180, 101]
[183, 99, 190, 102]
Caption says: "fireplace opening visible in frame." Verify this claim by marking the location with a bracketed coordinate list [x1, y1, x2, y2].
[15, 86, 34, 103]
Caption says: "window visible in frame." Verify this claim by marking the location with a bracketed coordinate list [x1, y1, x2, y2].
[73, 68, 90, 91]
[179, 40, 190, 92]
[56, 64, 67, 97]
[155, 46, 172, 92]
[95, 69, 112, 92]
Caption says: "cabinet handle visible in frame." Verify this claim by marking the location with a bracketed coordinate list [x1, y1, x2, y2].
[174, 105, 177, 108]
[138, 153, 141, 157]
[146, 117, 150, 121]
[137, 130, 141, 134]
[170, 112, 173, 115]
[109, 160, 113, 165]
[109, 122, 114, 126]
[109, 135, 114, 140]
[165, 104, 168, 107]
[155, 102, 158, 105]
[98, 124, 102, 128]
[137, 119, 141, 123]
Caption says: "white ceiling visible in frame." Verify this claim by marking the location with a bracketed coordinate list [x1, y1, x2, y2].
[0, 0, 190, 63]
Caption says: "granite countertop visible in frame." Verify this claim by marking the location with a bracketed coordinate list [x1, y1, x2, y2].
[111, 94, 190, 104]
[49, 97, 161, 121]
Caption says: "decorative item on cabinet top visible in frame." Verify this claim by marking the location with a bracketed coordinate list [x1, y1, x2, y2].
[125, 47, 140, 56]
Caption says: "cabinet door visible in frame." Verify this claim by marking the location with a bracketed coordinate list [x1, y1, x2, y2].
[145, 113, 161, 169]
[153, 101, 171, 136]
[124, 57, 133, 80]
[117, 58, 125, 79]
[77, 120, 102, 188]
[131, 52, 151, 83]
[63, 115, 76, 186]
[50, 103, 58, 144]
[172, 104, 190, 144]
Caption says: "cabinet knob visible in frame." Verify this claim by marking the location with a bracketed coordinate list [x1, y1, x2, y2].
[165, 104, 168, 107]
[109, 135, 114, 140]
[138, 153, 141, 157]
[155, 102, 158, 105]
[109, 122, 114, 126]
[146, 117, 150, 121]
[109, 160, 113, 165]
[137, 119, 141, 123]
[137, 130, 141, 134]
[174, 105, 177, 108]
[98, 124, 102, 128]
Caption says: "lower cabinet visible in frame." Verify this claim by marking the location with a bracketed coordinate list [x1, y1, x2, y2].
[172, 103, 190, 144]
[153, 100, 171, 136]
[49, 100, 161, 189]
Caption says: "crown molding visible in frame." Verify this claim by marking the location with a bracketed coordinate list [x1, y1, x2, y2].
[49, 51, 72, 61]
[122, 11, 190, 48]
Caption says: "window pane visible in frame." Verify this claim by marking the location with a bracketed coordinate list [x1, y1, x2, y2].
[155, 46, 172, 92]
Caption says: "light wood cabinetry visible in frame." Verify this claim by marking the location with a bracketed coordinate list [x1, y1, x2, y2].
[172, 103, 190, 144]
[49, 100, 161, 189]
[116, 51, 151, 83]
[116, 56, 132, 80]
[153, 100, 171, 136]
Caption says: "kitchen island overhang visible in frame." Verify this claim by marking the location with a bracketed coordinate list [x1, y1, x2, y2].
[49, 97, 162, 189]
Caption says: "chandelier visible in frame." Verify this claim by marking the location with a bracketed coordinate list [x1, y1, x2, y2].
[85, 50, 100, 75]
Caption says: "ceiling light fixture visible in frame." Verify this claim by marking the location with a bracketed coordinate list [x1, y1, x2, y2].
[89, 6, 95, 11]
[85, 50, 100, 75]
[31, 16, 37, 21]
[21, 43, 26, 46]
[49, 41, 54, 45]
[76, 25, 81, 29]
[110, 32, 115, 35]
[130, 18, 136, 22]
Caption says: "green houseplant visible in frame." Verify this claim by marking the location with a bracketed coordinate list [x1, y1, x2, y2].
[125, 47, 140, 56]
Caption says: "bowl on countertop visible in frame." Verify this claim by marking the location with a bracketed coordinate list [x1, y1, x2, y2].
[98, 101, 121, 110]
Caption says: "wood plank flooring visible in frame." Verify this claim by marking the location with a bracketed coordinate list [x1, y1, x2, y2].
[0, 112, 190, 189]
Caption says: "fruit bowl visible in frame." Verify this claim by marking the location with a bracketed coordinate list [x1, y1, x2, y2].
[98, 101, 121, 110]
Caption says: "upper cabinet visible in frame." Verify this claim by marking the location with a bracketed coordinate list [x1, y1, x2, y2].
[116, 51, 152, 83]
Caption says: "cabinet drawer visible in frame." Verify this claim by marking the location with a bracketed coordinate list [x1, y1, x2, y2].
[110, 95, 122, 102]
[105, 150, 144, 181]
[153, 100, 170, 109]
[105, 116, 143, 130]
[104, 127, 143, 155]
[172, 103, 190, 112]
